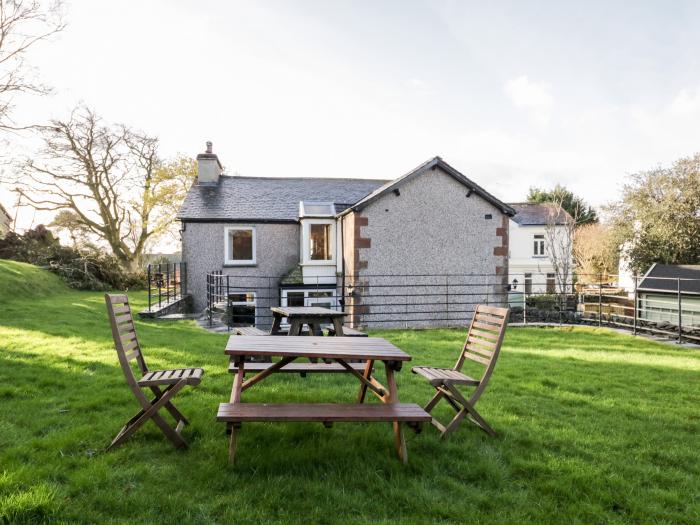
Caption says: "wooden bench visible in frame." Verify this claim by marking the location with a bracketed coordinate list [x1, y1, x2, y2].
[228, 360, 367, 375]
[217, 403, 431, 430]
[326, 325, 367, 337]
[233, 326, 268, 336]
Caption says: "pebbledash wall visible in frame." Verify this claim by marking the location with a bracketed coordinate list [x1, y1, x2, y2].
[181, 221, 299, 315]
[340, 166, 509, 329]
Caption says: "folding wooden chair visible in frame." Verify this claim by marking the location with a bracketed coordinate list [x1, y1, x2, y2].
[104, 294, 204, 450]
[412, 305, 509, 438]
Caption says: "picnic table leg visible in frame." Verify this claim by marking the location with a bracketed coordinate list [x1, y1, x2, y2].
[310, 321, 323, 336]
[357, 359, 374, 403]
[331, 317, 344, 336]
[384, 362, 407, 464]
[270, 313, 282, 335]
[288, 319, 302, 336]
[228, 358, 245, 465]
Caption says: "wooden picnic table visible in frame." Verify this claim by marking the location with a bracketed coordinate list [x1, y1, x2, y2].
[218, 336, 431, 465]
[270, 306, 347, 336]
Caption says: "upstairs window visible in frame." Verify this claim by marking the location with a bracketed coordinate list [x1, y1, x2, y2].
[310, 223, 331, 260]
[533, 234, 546, 256]
[225, 227, 256, 265]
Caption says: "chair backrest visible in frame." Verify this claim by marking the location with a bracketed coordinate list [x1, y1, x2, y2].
[105, 294, 149, 392]
[455, 304, 510, 401]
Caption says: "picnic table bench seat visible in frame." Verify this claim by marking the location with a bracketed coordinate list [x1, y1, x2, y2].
[217, 402, 431, 425]
[233, 326, 268, 336]
[228, 361, 367, 374]
[326, 325, 367, 337]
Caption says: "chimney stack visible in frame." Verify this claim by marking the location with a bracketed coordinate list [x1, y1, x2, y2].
[196, 141, 222, 185]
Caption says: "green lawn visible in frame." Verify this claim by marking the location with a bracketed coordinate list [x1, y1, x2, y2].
[1, 260, 699, 524]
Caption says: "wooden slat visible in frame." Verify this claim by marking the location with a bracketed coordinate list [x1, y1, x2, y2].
[114, 313, 132, 325]
[469, 328, 499, 341]
[217, 403, 431, 423]
[476, 305, 508, 316]
[112, 305, 130, 315]
[472, 320, 500, 332]
[234, 326, 269, 336]
[466, 344, 493, 359]
[122, 339, 139, 352]
[474, 313, 502, 325]
[463, 352, 491, 366]
[271, 306, 347, 317]
[124, 349, 140, 361]
[467, 336, 497, 349]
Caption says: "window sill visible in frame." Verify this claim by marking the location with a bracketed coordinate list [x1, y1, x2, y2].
[223, 263, 257, 267]
[301, 261, 336, 266]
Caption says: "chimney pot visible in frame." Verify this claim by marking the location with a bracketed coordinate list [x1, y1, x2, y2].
[206, 141, 212, 154]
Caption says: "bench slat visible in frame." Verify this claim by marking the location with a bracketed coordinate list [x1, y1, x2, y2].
[217, 403, 431, 423]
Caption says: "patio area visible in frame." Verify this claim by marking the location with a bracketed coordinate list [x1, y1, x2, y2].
[0, 262, 698, 524]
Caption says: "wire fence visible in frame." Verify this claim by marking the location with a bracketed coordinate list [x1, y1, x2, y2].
[205, 271, 700, 343]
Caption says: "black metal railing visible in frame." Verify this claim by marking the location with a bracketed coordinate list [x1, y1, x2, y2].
[204, 271, 700, 343]
[147, 262, 187, 312]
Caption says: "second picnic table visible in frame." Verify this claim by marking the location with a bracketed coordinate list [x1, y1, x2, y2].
[217, 336, 431, 465]
[270, 305, 347, 336]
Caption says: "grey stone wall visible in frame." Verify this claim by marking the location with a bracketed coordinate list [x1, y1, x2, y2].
[181, 221, 299, 317]
[351, 167, 509, 328]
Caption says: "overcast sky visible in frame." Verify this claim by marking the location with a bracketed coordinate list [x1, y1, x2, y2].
[3, 0, 700, 235]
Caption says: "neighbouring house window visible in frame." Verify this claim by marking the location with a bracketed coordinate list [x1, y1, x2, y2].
[225, 227, 255, 265]
[546, 273, 556, 293]
[524, 273, 532, 294]
[308, 291, 334, 309]
[309, 223, 332, 261]
[286, 292, 305, 307]
[533, 234, 546, 256]
[282, 289, 338, 310]
[228, 292, 256, 326]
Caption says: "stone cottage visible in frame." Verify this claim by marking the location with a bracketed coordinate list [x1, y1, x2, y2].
[177, 143, 515, 328]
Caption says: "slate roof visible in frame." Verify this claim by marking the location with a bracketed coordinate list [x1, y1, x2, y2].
[177, 176, 388, 222]
[509, 203, 571, 225]
[338, 157, 515, 217]
[637, 263, 700, 295]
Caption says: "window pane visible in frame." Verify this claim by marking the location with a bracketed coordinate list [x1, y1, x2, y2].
[524, 273, 532, 294]
[309, 224, 331, 260]
[230, 229, 253, 260]
[546, 273, 556, 293]
[287, 292, 305, 307]
[229, 293, 254, 304]
[303, 203, 334, 216]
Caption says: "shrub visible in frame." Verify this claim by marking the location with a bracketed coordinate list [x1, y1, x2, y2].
[0, 226, 145, 291]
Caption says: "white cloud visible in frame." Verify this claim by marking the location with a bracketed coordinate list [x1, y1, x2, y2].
[503, 76, 553, 125]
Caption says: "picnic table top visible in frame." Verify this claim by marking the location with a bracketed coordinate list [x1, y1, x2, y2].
[225, 335, 411, 361]
[271, 306, 347, 317]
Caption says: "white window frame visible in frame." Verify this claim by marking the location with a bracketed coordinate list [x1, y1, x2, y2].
[301, 218, 335, 266]
[533, 234, 546, 257]
[224, 226, 256, 266]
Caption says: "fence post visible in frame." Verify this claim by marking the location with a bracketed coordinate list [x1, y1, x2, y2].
[677, 278, 682, 343]
[147, 264, 152, 312]
[445, 275, 449, 327]
[633, 274, 637, 336]
[598, 273, 602, 327]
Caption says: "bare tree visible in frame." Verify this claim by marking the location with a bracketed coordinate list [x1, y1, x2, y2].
[0, 0, 65, 130]
[14, 106, 189, 270]
[544, 201, 576, 293]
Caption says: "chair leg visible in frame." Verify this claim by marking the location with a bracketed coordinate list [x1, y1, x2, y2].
[107, 381, 188, 451]
[444, 383, 497, 438]
[151, 386, 189, 425]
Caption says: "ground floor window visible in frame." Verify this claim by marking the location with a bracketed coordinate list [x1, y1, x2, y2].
[281, 289, 339, 310]
[524, 273, 532, 294]
[546, 273, 556, 294]
[228, 292, 256, 326]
